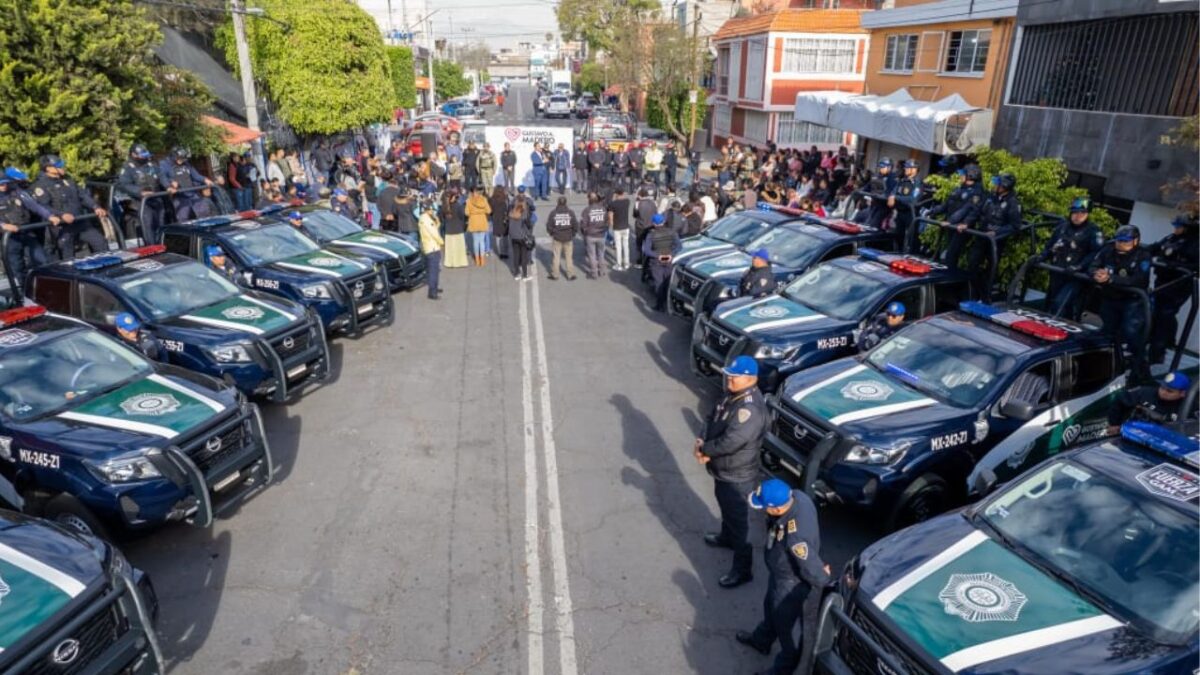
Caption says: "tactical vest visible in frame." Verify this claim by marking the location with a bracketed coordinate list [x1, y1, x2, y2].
[650, 227, 674, 255]
[126, 163, 158, 191]
[0, 191, 31, 226]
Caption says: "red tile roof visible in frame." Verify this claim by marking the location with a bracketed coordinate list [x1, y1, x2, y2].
[713, 9, 868, 41]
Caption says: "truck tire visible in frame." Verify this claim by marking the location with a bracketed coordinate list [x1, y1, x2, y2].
[44, 494, 113, 541]
[886, 473, 948, 532]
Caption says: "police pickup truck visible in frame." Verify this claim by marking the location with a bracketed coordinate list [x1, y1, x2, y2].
[0, 508, 161, 674]
[669, 214, 895, 320]
[670, 209, 790, 271]
[0, 305, 273, 539]
[815, 421, 1199, 675]
[159, 212, 393, 335]
[764, 301, 1131, 529]
[691, 249, 972, 392]
[279, 206, 427, 292]
[26, 245, 330, 403]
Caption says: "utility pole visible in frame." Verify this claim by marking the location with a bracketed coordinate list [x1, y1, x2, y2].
[688, 3, 702, 151]
[230, 0, 265, 175]
[427, 18, 437, 109]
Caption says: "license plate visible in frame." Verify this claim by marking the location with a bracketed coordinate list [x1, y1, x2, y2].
[286, 364, 307, 379]
[356, 302, 373, 315]
[212, 472, 242, 492]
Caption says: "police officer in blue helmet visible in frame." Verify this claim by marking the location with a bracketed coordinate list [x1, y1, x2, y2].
[738, 248, 777, 299]
[1038, 197, 1103, 320]
[117, 144, 166, 244]
[1089, 224, 1153, 381]
[643, 212, 680, 311]
[205, 244, 238, 282]
[114, 312, 160, 360]
[1107, 370, 1191, 433]
[735, 477, 830, 675]
[0, 166, 54, 291]
[1148, 214, 1199, 364]
[857, 300, 906, 352]
[695, 356, 767, 589]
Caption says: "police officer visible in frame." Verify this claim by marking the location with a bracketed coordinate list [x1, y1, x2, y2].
[854, 157, 896, 229]
[285, 211, 304, 229]
[739, 248, 777, 299]
[1038, 197, 1103, 319]
[158, 147, 212, 222]
[114, 313, 160, 360]
[635, 189, 658, 282]
[695, 355, 766, 589]
[857, 301, 905, 352]
[612, 146, 630, 194]
[572, 141, 589, 196]
[588, 141, 609, 193]
[945, 172, 1021, 297]
[627, 142, 645, 192]
[1089, 225, 1153, 380]
[0, 167, 53, 290]
[332, 188, 361, 222]
[1106, 371, 1191, 432]
[1148, 215, 1199, 364]
[735, 478, 831, 675]
[31, 154, 109, 259]
[663, 142, 679, 192]
[206, 244, 239, 283]
[642, 213, 679, 311]
[117, 144, 166, 243]
[927, 164, 985, 232]
[889, 159, 922, 252]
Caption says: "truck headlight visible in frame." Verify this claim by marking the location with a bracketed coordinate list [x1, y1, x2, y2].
[754, 344, 796, 360]
[716, 285, 735, 299]
[301, 282, 332, 299]
[87, 452, 163, 483]
[844, 441, 909, 465]
[208, 343, 253, 363]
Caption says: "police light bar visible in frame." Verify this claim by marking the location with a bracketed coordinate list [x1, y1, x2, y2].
[1121, 421, 1200, 468]
[759, 203, 805, 217]
[0, 305, 46, 326]
[72, 254, 126, 271]
[821, 219, 862, 234]
[856, 248, 931, 275]
[958, 301, 1069, 341]
[129, 244, 166, 258]
[238, 210, 260, 219]
[258, 204, 286, 216]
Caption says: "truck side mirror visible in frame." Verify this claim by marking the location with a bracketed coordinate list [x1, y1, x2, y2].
[1000, 399, 1035, 422]
[103, 311, 118, 326]
[972, 468, 997, 497]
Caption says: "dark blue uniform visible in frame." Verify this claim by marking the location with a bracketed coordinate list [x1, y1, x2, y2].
[0, 184, 53, 288]
[1039, 219, 1104, 319]
[1106, 385, 1186, 427]
[738, 264, 777, 298]
[1088, 243, 1152, 377]
[890, 175, 922, 252]
[157, 159, 208, 222]
[1148, 229, 1198, 363]
[856, 311, 900, 352]
[928, 182, 984, 227]
[945, 190, 1021, 295]
[854, 172, 896, 229]
[117, 160, 166, 243]
[642, 224, 680, 311]
[745, 490, 830, 674]
[31, 173, 107, 258]
[702, 387, 766, 579]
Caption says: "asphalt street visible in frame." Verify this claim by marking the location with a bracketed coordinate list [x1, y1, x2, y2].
[122, 84, 876, 675]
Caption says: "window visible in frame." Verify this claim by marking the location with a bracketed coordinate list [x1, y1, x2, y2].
[728, 42, 742, 98]
[888, 286, 927, 319]
[715, 104, 732, 135]
[30, 277, 72, 314]
[744, 110, 769, 143]
[781, 38, 857, 74]
[717, 46, 730, 96]
[1068, 349, 1115, 398]
[745, 39, 766, 101]
[1001, 360, 1057, 411]
[163, 233, 193, 258]
[775, 114, 843, 146]
[943, 29, 990, 74]
[932, 280, 971, 314]
[883, 34, 919, 72]
[77, 283, 125, 325]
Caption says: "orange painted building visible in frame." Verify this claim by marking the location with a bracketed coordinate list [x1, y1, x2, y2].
[709, 8, 872, 150]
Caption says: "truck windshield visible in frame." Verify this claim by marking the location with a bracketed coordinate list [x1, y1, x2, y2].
[0, 330, 152, 422]
[225, 224, 320, 266]
[120, 261, 241, 320]
[704, 214, 773, 246]
[300, 211, 361, 242]
[980, 459, 1198, 645]
[865, 322, 1015, 407]
[746, 227, 823, 269]
[784, 264, 888, 321]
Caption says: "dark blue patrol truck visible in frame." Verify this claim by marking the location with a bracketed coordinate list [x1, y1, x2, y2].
[277, 205, 427, 292]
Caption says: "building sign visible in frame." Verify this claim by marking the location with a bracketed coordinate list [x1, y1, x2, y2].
[483, 125, 576, 188]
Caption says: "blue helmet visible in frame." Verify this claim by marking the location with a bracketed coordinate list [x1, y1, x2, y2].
[748, 478, 791, 509]
[287, 211, 302, 221]
[129, 144, 152, 161]
[115, 312, 140, 332]
[1160, 371, 1190, 391]
[877, 157, 893, 169]
[1171, 214, 1198, 229]
[722, 355, 758, 377]
[1069, 197, 1091, 213]
[651, 213, 665, 225]
[0, 167, 27, 184]
[886, 301, 905, 316]
[205, 244, 224, 260]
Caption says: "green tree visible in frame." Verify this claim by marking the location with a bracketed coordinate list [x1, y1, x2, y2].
[146, 67, 228, 158]
[921, 147, 1118, 289]
[218, 0, 393, 135]
[555, 0, 658, 53]
[577, 61, 606, 96]
[0, 0, 165, 176]
[432, 60, 470, 101]
[386, 45, 417, 109]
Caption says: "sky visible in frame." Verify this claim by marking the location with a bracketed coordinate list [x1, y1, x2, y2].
[354, 0, 566, 50]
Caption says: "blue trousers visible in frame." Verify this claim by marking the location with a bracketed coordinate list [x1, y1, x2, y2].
[533, 168, 550, 199]
[425, 250, 441, 298]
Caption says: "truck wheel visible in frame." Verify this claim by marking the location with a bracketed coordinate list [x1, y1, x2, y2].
[44, 494, 113, 541]
[886, 474, 948, 531]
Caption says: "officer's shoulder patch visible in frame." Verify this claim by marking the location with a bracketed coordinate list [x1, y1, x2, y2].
[971, 195, 981, 203]
[737, 408, 751, 424]
[786, 519, 797, 534]
[758, 278, 767, 287]
[34, 188, 44, 196]
[791, 542, 808, 560]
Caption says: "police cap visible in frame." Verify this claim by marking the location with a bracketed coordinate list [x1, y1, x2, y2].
[1171, 214, 1198, 229]
[963, 164, 982, 181]
[1069, 197, 1091, 213]
[748, 478, 791, 510]
[115, 313, 140, 331]
[877, 157, 893, 169]
[886, 301, 905, 316]
[722, 355, 758, 377]
[39, 154, 64, 169]
[1160, 371, 1190, 391]
[1114, 225, 1140, 242]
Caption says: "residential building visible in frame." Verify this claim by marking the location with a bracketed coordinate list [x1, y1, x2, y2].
[993, 0, 1198, 228]
[709, 7, 874, 149]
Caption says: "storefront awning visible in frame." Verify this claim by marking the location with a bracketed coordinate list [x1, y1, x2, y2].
[793, 88, 993, 155]
[202, 116, 263, 146]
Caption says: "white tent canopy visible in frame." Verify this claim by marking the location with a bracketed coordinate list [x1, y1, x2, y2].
[794, 89, 993, 154]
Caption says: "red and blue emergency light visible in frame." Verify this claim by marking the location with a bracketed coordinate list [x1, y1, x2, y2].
[0, 305, 46, 326]
[858, 248, 932, 276]
[958, 301, 1069, 341]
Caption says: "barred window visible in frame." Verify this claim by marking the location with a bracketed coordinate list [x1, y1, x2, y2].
[781, 38, 857, 74]
[884, 34, 919, 72]
[776, 114, 843, 146]
[715, 104, 732, 134]
[745, 110, 769, 143]
[717, 47, 730, 96]
[944, 29, 990, 74]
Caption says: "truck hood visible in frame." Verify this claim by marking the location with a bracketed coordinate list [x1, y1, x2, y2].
[852, 514, 1170, 674]
[164, 293, 299, 337]
[713, 295, 849, 341]
[54, 373, 228, 443]
[265, 249, 371, 279]
[672, 236, 734, 265]
[690, 250, 753, 280]
[329, 231, 418, 260]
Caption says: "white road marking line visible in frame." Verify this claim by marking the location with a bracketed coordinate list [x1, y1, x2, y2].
[530, 273, 580, 675]
[518, 284, 545, 675]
